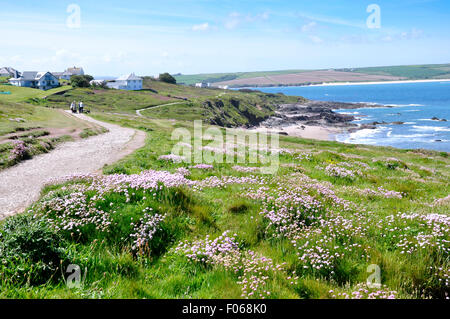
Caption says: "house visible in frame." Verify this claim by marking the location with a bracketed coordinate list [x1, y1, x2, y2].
[195, 82, 210, 88]
[51, 66, 84, 80]
[0, 67, 20, 78]
[9, 71, 60, 90]
[52, 71, 72, 81]
[66, 66, 84, 76]
[106, 73, 143, 90]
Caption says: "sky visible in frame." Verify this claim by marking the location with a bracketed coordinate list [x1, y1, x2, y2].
[1, 0, 450, 76]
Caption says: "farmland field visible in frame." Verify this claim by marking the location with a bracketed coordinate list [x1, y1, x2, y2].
[213, 70, 404, 87]
[175, 63, 450, 88]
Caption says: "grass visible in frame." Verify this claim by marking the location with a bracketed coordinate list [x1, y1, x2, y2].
[0, 107, 447, 299]
[0, 80, 448, 299]
[44, 79, 303, 127]
[0, 99, 106, 170]
[0, 84, 71, 103]
[79, 127, 109, 139]
[343, 63, 450, 80]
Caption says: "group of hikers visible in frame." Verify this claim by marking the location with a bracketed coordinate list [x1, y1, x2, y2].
[70, 101, 86, 114]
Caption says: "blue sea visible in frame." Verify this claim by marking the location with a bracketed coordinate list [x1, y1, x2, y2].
[251, 81, 450, 152]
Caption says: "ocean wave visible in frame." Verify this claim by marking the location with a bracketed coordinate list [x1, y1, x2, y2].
[353, 102, 424, 108]
[338, 111, 360, 115]
[412, 125, 450, 132]
[336, 126, 387, 144]
[389, 104, 423, 107]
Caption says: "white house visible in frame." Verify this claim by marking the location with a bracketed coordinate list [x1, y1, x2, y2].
[66, 66, 84, 76]
[0, 67, 20, 78]
[106, 73, 143, 90]
[195, 82, 210, 88]
[9, 71, 60, 90]
[52, 66, 84, 80]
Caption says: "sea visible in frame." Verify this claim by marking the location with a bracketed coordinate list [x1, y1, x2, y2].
[250, 81, 450, 152]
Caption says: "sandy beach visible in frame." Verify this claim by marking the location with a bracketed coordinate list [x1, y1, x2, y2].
[250, 124, 341, 141]
[307, 78, 450, 87]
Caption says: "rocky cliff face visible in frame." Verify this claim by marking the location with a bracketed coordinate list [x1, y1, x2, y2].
[259, 101, 366, 129]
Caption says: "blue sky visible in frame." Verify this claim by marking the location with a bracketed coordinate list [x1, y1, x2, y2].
[1, 0, 450, 76]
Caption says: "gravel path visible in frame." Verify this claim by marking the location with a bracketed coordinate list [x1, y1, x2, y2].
[136, 101, 184, 117]
[0, 112, 146, 219]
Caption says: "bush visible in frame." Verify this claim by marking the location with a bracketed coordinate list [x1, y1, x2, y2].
[159, 73, 176, 84]
[9, 140, 29, 162]
[70, 75, 94, 88]
[0, 214, 67, 285]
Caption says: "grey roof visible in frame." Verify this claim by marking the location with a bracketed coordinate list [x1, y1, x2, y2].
[53, 71, 71, 76]
[15, 71, 57, 81]
[116, 73, 142, 81]
[0, 67, 20, 77]
[66, 67, 84, 74]
[21, 71, 39, 80]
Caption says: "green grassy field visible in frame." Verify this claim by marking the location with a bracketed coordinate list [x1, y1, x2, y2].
[0, 107, 448, 299]
[45, 79, 303, 127]
[0, 91, 103, 170]
[0, 84, 71, 103]
[342, 64, 450, 79]
[0, 80, 448, 299]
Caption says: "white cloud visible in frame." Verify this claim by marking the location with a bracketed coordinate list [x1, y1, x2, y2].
[192, 23, 210, 31]
[224, 12, 269, 30]
[259, 12, 269, 20]
[225, 12, 241, 29]
[309, 35, 323, 44]
[401, 28, 423, 40]
[301, 21, 317, 33]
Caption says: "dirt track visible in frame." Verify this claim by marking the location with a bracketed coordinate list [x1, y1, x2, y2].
[0, 112, 146, 219]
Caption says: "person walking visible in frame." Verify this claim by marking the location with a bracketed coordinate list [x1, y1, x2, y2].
[79, 101, 84, 114]
[70, 101, 76, 113]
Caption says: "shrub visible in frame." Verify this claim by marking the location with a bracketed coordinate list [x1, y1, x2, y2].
[70, 75, 94, 88]
[9, 140, 29, 162]
[158, 73, 176, 84]
[0, 214, 67, 285]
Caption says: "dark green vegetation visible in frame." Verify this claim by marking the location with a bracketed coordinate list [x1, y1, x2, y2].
[341, 63, 450, 80]
[0, 79, 448, 299]
[158, 73, 177, 84]
[70, 75, 94, 88]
